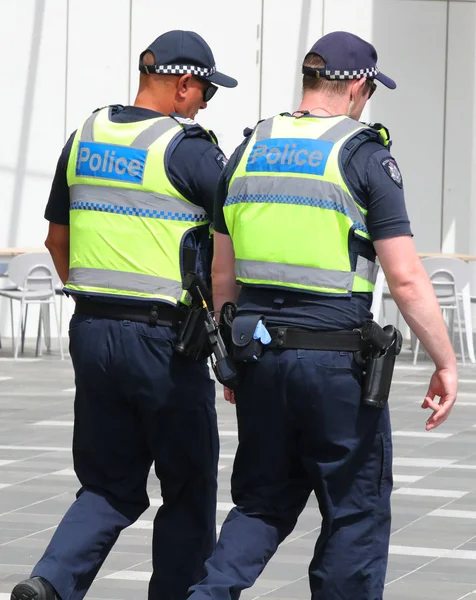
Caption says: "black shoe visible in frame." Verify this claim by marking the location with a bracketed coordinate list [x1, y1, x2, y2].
[11, 577, 59, 600]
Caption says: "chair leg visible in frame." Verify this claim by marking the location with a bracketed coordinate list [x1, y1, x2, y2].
[51, 300, 64, 360]
[461, 288, 475, 363]
[14, 301, 24, 359]
[456, 304, 466, 365]
[21, 304, 29, 354]
[58, 294, 66, 339]
[10, 299, 15, 351]
[413, 336, 420, 365]
[35, 307, 43, 357]
[42, 304, 51, 351]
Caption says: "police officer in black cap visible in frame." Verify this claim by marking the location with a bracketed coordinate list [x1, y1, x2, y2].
[188, 31, 457, 600]
[11, 30, 237, 600]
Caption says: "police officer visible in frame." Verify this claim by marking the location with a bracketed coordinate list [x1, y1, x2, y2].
[188, 31, 457, 600]
[11, 30, 237, 600]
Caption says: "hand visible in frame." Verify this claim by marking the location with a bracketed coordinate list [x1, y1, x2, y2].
[224, 386, 235, 404]
[421, 367, 457, 430]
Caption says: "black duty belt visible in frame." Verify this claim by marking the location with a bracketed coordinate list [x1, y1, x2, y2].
[74, 298, 178, 327]
[268, 327, 363, 351]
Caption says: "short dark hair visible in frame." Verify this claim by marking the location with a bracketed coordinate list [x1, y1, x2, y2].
[302, 52, 351, 96]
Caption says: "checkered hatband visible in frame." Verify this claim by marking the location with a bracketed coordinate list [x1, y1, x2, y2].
[325, 66, 379, 80]
[154, 64, 217, 77]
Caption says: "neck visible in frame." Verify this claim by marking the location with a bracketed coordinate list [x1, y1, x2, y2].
[133, 89, 174, 116]
[297, 93, 349, 118]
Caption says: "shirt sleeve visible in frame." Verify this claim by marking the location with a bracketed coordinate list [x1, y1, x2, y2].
[213, 136, 251, 235]
[168, 136, 227, 218]
[345, 141, 413, 242]
[44, 132, 76, 226]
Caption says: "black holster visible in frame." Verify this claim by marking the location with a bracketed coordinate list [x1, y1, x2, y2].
[174, 304, 212, 361]
[358, 321, 403, 409]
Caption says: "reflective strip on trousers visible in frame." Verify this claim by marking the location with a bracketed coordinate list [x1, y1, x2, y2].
[70, 185, 208, 222]
[235, 257, 378, 291]
[80, 111, 179, 149]
[227, 175, 368, 233]
[67, 267, 182, 298]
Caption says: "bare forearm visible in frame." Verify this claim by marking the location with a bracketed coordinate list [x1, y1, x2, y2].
[46, 243, 69, 285]
[212, 271, 240, 316]
[387, 266, 456, 370]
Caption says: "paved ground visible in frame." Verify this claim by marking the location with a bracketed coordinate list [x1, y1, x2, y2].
[0, 340, 476, 600]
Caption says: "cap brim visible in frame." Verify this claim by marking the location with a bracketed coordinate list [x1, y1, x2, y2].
[206, 71, 238, 88]
[375, 71, 396, 90]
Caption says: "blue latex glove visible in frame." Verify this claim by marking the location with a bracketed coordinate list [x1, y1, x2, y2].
[253, 320, 271, 345]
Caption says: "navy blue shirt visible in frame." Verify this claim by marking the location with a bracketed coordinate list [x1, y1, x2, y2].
[214, 115, 413, 330]
[45, 105, 227, 225]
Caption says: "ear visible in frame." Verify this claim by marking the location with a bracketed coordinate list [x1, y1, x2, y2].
[177, 74, 193, 99]
[350, 78, 367, 100]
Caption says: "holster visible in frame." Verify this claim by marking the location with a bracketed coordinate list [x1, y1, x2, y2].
[231, 314, 266, 363]
[358, 322, 403, 409]
[174, 304, 211, 361]
[219, 302, 236, 353]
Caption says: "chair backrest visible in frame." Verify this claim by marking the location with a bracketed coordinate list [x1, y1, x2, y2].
[427, 269, 458, 305]
[420, 257, 470, 294]
[6, 252, 60, 292]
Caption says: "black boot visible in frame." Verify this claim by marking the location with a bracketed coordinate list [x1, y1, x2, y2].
[11, 577, 59, 600]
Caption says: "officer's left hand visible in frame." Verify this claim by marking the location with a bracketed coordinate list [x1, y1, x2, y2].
[224, 386, 235, 404]
[421, 367, 457, 430]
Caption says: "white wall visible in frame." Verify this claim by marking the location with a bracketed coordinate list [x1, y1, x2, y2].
[1, 0, 476, 340]
[372, 0, 448, 252]
[442, 1, 476, 255]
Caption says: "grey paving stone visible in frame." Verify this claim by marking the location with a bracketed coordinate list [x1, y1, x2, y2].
[0, 344, 475, 598]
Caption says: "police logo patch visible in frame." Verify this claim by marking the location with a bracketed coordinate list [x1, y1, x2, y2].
[215, 153, 228, 169]
[381, 157, 403, 188]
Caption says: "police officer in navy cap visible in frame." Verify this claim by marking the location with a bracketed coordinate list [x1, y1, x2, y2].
[188, 31, 457, 600]
[11, 30, 237, 600]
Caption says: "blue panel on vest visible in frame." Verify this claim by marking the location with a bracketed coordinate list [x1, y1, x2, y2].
[76, 142, 147, 184]
[246, 138, 334, 176]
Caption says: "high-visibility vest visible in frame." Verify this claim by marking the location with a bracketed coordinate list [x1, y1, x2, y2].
[224, 114, 388, 295]
[65, 107, 211, 305]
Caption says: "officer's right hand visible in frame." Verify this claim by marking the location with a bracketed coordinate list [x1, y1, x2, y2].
[224, 386, 236, 404]
[421, 367, 457, 430]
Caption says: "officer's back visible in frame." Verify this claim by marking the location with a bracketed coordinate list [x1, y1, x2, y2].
[11, 30, 238, 600]
[188, 30, 458, 600]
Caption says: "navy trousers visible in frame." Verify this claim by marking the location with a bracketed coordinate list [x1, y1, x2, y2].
[188, 348, 392, 600]
[32, 315, 218, 600]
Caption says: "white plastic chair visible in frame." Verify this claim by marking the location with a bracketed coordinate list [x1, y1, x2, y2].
[0, 252, 64, 359]
[413, 257, 474, 364]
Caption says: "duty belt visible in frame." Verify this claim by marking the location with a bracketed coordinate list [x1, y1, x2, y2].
[74, 298, 178, 327]
[267, 327, 363, 351]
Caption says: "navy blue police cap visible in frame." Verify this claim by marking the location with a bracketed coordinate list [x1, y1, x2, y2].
[302, 31, 396, 89]
[139, 30, 238, 88]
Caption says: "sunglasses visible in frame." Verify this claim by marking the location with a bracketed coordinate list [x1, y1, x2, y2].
[203, 83, 218, 102]
[195, 77, 218, 102]
[366, 78, 377, 98]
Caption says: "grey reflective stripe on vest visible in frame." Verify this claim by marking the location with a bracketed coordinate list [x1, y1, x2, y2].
[356, 256, 379, 284]
[317, 118, 365, 143]
[227, 175, 367, 232]
[80, 110, 179, 150]
[70, 185, 208, 222]
[255, 116, 363, 144]
[80, 112, 100, 142]
[67, 267, 182, 298]
[130, 118, 178, 149]
[235, 257, 378, 291]
[254, 118, 274, 142]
